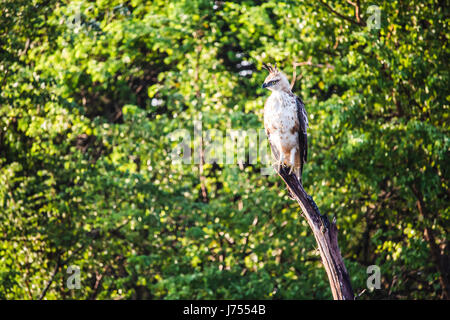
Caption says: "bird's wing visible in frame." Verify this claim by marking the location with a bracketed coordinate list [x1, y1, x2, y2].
[295, 95, 308, 173]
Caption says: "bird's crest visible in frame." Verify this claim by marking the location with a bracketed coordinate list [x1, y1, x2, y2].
[262, 62, 279, 74]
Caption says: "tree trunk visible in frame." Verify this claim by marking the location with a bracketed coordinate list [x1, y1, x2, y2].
[277, 166, 354, 300]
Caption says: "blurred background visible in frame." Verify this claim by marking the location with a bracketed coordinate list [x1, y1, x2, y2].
[0, 0, 448, 299]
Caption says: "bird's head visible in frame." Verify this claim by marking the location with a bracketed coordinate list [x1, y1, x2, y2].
[261, 63, 290, 92]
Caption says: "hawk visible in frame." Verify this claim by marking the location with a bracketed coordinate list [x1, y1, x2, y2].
[262, 63, 308, 183]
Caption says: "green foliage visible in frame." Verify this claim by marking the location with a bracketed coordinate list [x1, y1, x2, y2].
[0, 0, 448, 299]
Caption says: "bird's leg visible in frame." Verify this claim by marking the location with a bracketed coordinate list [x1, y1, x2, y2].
[274, 153, 285, 173]
[288, 148, 297, 176]
[288, 165, 294, 175]
[277, 161, 283, 173]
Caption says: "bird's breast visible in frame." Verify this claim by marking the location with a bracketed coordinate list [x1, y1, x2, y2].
[264, 92, 299, 146]
[265, 93, 297, 130]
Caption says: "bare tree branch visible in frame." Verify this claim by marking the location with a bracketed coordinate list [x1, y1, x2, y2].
[318, 0, 366, 27]
[39, 254, 61, 300]
[276, 166, 354, 300]
[347, 0, 363, 24]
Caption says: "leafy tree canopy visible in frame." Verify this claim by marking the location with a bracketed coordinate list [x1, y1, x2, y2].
[0, 0, 448, 299]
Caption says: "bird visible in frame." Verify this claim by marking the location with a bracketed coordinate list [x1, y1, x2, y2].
[261, 63, 308, 184]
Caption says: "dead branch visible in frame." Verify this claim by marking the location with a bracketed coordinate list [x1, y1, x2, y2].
[346, 0, 363, 25]
[318, 0, 366, 27]
[276, 166, 354, 300]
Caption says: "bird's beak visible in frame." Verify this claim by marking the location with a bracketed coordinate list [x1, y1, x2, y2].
[262, 83, 268, 89]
